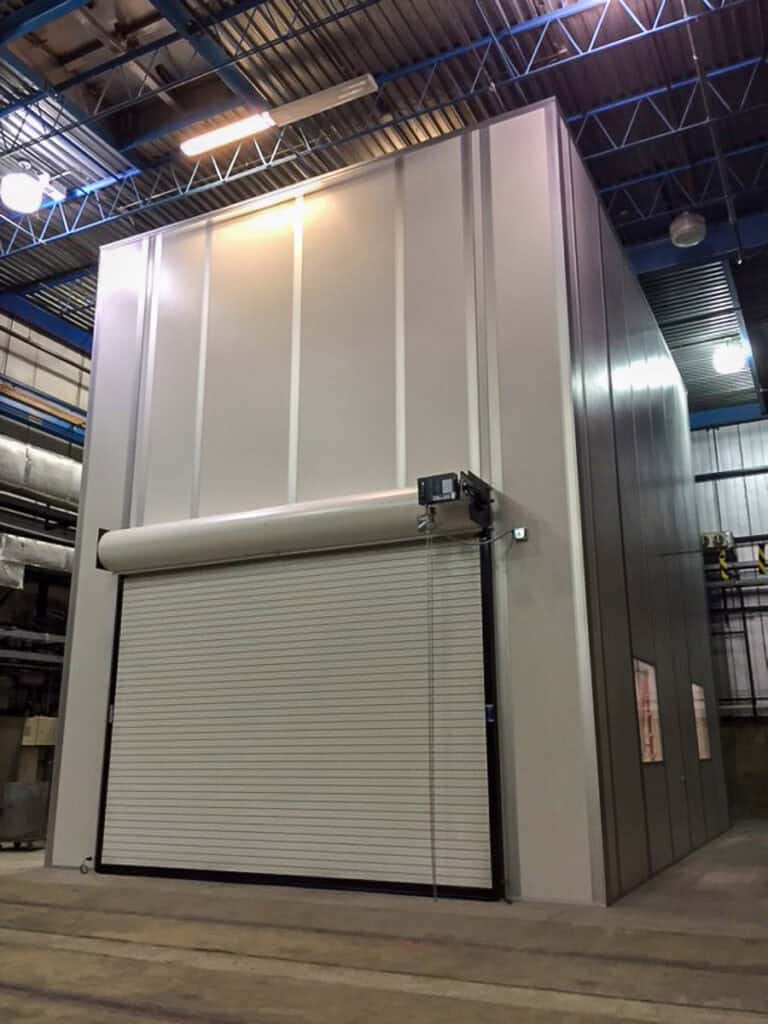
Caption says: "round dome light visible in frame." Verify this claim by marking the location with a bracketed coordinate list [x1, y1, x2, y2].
[0, 171, 44, 214]
[669, 211, 706, 248]
[712, 341, 749, 376]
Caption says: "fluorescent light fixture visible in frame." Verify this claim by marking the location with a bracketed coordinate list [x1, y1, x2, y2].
[180, 111, 276, 157]
[270, 74, 377, 127]
[712, 340, 749, 376]
[181, 74, 377, 158]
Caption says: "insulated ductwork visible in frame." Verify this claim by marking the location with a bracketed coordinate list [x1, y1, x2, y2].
[0, 437, 81, 509]
[0, 533, 74, 589]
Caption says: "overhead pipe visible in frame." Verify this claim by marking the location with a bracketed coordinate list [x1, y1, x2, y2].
[695, 465, 768, 483]
[0, 437, 81, 510]
[0, 532, 73, 589]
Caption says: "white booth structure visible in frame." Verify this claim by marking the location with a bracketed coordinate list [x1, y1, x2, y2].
[49, 100, 728, 905]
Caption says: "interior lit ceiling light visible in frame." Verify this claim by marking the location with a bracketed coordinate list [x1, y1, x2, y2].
[0, 169, 66, 213]
[712, 340, 750, 376]
[180, 74, 378, 158]
[669, 210, 706, 248]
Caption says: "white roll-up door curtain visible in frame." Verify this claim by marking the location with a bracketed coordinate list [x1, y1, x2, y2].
[97, 499, 501, 896]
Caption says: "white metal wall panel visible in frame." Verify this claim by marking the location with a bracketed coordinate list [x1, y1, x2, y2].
[199, 203, 294, 516]
[403, 139, 472, 482]
[298, 170, 397, 501]
[142, 228, 206, 526]
[101, 541, 493, 890]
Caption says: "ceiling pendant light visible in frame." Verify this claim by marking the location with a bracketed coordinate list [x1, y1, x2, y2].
[0, 169, 66, 214]
[669, 210, 706, 248]
[181, 74, 378, 158]
[1, 171, 45, 214]
[712, 340, 749, 376]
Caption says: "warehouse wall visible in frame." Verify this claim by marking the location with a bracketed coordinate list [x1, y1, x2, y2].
[51, 101, 607, 903]
[561, 133, 729, 901]
[692, 421, 768, 714]
[0, 314, 89, 410]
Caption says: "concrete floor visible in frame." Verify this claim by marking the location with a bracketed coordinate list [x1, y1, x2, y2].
[0, 823, 767, 1022]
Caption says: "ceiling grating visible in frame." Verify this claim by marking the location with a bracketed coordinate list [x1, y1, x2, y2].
[641, 260, 758, 411]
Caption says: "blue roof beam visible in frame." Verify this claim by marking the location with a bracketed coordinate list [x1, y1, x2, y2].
[20, 265, 97, 295]
[690, 402, 764, 430]
[569, 56, 768, 160]
[628, 211, 768, 274]
[0, 0, 754, 256]
[147, 0, 268, 108]
[0, 0, 90, 45]
[0, 293, 92, 354]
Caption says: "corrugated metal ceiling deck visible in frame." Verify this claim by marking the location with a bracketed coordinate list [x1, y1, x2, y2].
[641, 260, 757, 411]
[0, 0, 763, 413]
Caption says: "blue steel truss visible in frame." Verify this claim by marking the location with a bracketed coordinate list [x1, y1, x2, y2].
[570, 55, 768, 160]
[0, 0, 755, 258]
[603, 137, 768, 224]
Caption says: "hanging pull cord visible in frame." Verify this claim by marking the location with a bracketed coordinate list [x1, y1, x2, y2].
[420, 506, 438, 900]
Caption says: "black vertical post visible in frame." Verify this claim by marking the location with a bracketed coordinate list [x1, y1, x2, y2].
[738, 586, 758, 719]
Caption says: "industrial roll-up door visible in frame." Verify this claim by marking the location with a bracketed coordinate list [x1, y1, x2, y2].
[98, 539, 499, 894]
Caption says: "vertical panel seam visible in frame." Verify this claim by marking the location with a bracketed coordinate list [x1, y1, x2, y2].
[288, 194, 304, 503]
[479, 124, 517, 900]
[394, 158, 407, 489]
[127, 235, 161, 528]
[191, 223, 212, 518]
[462, 133, 481, 476]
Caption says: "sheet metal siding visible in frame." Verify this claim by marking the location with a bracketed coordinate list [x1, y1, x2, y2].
[693, 420, 768, 718]
[486, 108, 604, 904]
[48, 240, 149, 868]
[56, 104, 610, 903]
[565, 136, 728, 897]
[101, 542, 492, 888]
[563, 133, 647, 901]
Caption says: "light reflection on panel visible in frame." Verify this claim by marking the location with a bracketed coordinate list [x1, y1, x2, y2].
[298, 168, 397, 501]
[199, 202, 294, 515]
[143, 228, 206, 525]
[403, 139, 470, 483]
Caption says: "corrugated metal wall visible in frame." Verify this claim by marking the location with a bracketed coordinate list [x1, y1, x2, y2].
[562, 130, 730, 901]
[692, 422, 768, 715]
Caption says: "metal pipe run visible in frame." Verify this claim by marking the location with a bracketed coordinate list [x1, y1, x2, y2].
[695, 466, 768, 483]
[0, 437, 80, 509]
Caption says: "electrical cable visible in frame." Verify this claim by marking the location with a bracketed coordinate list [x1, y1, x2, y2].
[424, 516, 438, 900]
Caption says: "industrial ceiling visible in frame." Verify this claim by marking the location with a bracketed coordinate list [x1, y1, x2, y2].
[0, 0, 764, 412]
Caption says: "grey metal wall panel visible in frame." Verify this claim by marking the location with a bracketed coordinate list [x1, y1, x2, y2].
[601, 217, 673, 880]
[564, 145, 648, 900]
[403, 140, 471, 483]
[298, 169, 397, 501]
[101, 541, 492, 889]
[565, 103, 727, 895]
[199, 202, 294, 515]
[663, 403, 705, 851]
[641, 307, 692, 862]
[49, 240, 149, 868]
[142, 228, 206, 525]
[486, 107, 604, 904]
